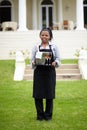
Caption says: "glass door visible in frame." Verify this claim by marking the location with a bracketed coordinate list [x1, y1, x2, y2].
[41, 5, 53, 28]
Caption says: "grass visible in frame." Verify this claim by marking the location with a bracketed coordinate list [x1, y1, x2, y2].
[61, 59, 78, 64]
[25, 59, 78, 64]
[0, 60, 87, 130]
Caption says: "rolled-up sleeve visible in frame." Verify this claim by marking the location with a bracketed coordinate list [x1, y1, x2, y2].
[52, 44, 61, 67]
[30, 45, 37, 69]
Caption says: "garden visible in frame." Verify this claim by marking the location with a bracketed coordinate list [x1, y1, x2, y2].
[0, 60, 87, 130]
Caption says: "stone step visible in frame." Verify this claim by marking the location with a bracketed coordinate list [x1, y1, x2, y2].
[24, 64, 80, 74]
[25, 68, 80, 74]
[24, 74, 33, 81]
[59, 64, 78, 69]
[56, 69, 80, 73]
[0, 31, 87, 60]
[23, 73, 82, 81]
[25, 64, 78, 69]
[56, 74, 82, 80]
[25, 64, 78, 68]
[23, 64, 82, 81]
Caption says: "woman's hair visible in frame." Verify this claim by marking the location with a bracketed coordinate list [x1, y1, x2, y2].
[40, 27, 53, 41]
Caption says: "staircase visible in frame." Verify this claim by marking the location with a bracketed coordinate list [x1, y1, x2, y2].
[23, 64, 82, 81]
[0, 31, 87, 59]
[56, 64, 82, 80]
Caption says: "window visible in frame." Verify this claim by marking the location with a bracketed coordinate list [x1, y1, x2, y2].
[0, 0, 12, 23]
[41, 0, 53, 28]
[84, 0, 87, 27]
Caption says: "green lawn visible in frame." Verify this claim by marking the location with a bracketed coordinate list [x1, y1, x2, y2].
[61, 59, 78, 64]
[0, 60, 87, 130]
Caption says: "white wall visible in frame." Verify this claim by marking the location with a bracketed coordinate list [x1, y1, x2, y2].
[0, 30, 87, 60]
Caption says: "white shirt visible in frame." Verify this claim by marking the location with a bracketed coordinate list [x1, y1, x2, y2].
[30, 42, 61, 68]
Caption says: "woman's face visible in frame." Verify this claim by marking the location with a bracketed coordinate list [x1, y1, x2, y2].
[40, 31, 50, 44]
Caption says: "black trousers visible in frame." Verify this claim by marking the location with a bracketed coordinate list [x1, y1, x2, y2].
[34, 98, 53, 120]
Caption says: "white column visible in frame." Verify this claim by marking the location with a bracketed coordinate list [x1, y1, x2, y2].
[18, 0, 28, 31]
[76, 0, 85, 30]
[32, 0, 37, 29]
[58, 0, 63, 22]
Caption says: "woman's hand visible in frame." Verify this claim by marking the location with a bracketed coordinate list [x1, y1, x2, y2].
[32, 59, 36, 65]
[52, 61, 57, 67]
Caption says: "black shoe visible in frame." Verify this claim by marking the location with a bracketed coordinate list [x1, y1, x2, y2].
[37, 117, 44, 121]
[44, 112, 52, 121]
[44, 116, 52, 121]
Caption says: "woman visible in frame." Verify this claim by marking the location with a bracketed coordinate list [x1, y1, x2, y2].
[31, 28, 61, 121]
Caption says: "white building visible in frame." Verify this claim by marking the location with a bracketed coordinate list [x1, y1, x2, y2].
[0, 0, 87, 30]
[0, 0, 87, 60]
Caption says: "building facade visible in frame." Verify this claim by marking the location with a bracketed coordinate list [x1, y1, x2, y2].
[0, 0, 87, 30]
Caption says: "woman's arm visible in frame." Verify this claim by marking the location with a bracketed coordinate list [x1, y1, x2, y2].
[30, 45, 37, 69]
[52, 44, 61, 67]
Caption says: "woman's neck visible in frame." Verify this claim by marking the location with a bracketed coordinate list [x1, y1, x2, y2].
[41, 42, 49, 48]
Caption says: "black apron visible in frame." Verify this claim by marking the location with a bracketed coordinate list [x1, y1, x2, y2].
[33, 45, 56, 99]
